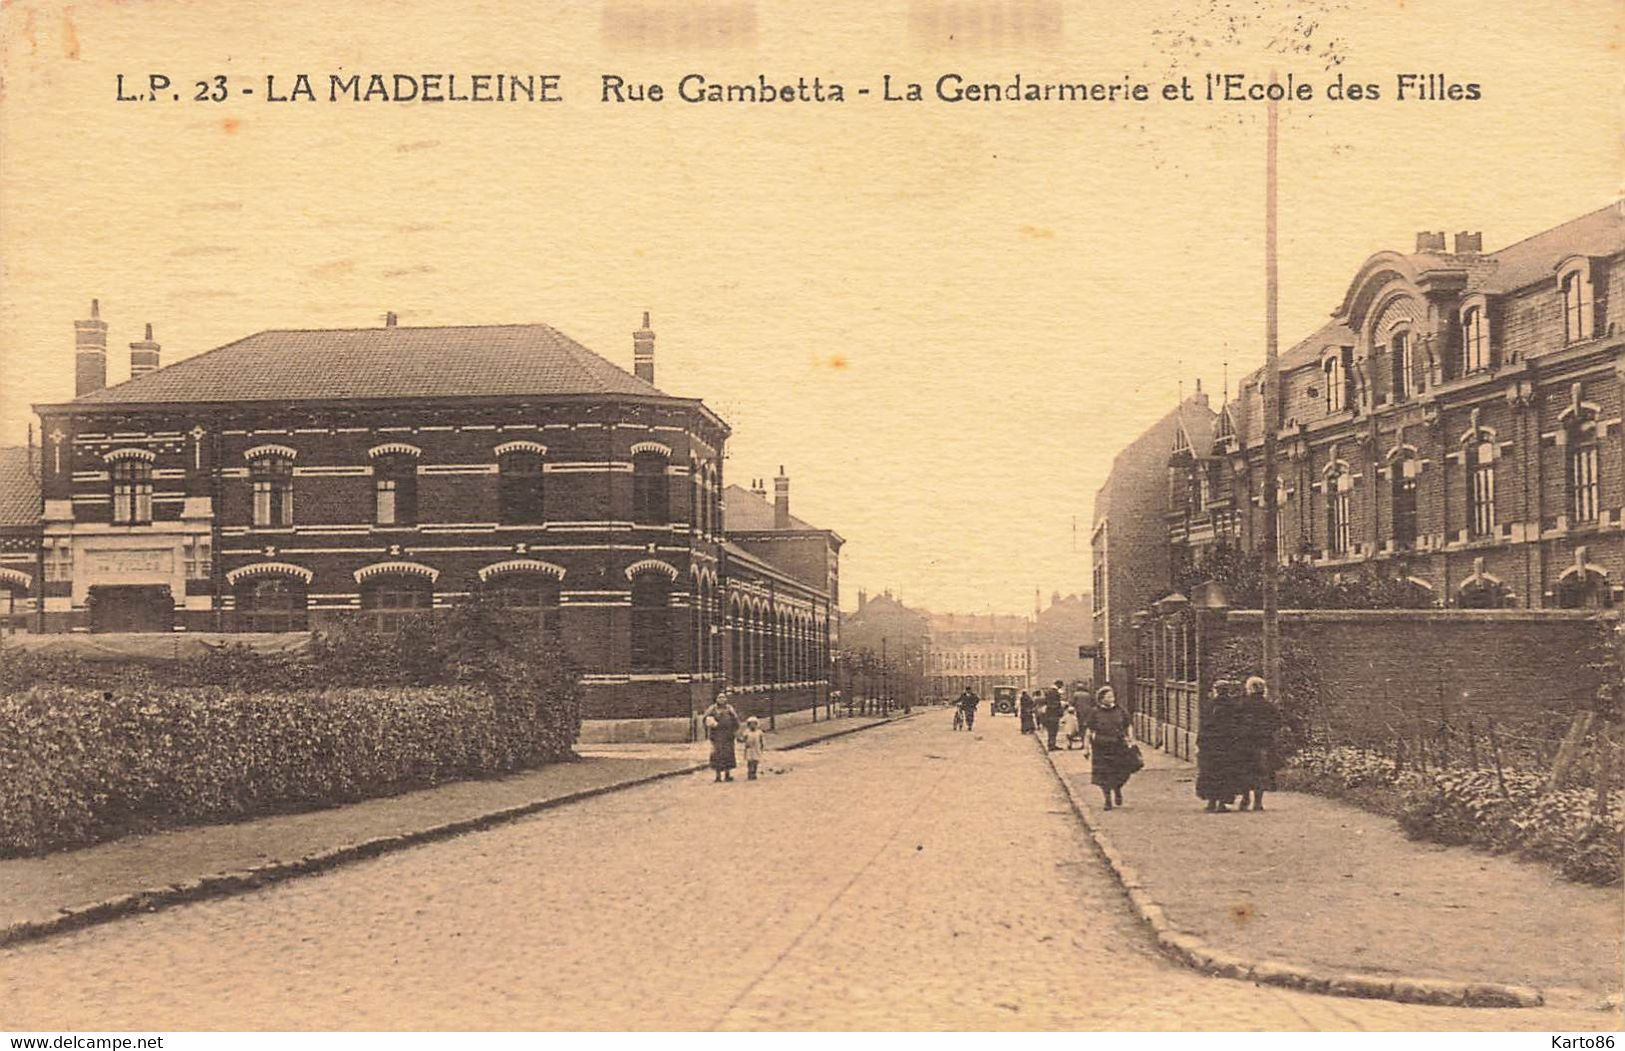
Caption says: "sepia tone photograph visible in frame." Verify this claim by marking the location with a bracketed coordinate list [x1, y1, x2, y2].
[0, 0, 1621, 1039]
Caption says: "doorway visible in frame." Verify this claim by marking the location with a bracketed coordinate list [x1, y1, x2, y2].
[88, 585, 175, 633]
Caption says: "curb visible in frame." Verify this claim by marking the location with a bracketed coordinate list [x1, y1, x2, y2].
[1034, 737, 1586, 1011]
[0, 715, 905, 952]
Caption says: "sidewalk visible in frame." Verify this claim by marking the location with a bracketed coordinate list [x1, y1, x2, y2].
[1, 712, 895, 947]
[1045, 742, 1623, 1005]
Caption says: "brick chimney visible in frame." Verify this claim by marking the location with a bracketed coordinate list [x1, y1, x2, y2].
[774, 466, 790, 529]
[1415, 231, 1447, 253]
[129, 323, 160, 380]
[858, 588, 868, 611]
[74, 298, 108, 397]
[751, 477, 767, 500]
[384, 311, 398, 327]
[1453, 231, 1482, 255]
[633, 311, 655, 385]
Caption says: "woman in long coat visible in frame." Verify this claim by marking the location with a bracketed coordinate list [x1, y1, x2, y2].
[1196, 679, 1244, 811]
[1236, 676, 1282, 811]
[703, 694, 742, 782]
[1018, 691, 1036, 734]
[1084, 686, 1136, 810]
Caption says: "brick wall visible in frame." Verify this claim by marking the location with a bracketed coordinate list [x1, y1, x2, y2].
[1209, 609, 1613, 750]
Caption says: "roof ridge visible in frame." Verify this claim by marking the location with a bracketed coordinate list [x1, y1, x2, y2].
[1483, 200, 1624, 260]
[76, 328, 275, 402]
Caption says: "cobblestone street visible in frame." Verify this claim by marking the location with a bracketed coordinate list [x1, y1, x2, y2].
[1, 714, 1613, 1031]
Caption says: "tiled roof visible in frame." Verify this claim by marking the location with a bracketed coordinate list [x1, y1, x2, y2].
[722, 483, 818, 531]
[68, 324, 667, 405]
[0, 447, 41, 528]
[1463, 201, 1625, 295]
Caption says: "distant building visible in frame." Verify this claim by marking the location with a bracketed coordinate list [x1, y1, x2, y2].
[924, 611, 1031, 699]
[839, 588, 931, 706]
[1031, 590, 1095, 693]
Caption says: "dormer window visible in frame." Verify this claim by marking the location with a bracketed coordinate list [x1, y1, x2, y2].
[1391, 331, 1414, 402]
[1323, 356, 1343, 412]
[1462, 306, 1487, 374]
[1561, 267, 1594, 344]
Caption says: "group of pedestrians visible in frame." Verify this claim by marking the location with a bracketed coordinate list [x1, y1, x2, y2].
[701, 692, 768, 783]
[1195, 676, 1281, 812]
[1014, 681, 1140, 810]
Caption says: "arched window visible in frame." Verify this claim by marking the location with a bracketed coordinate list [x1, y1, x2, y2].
[1467, 439, 1497, 538]
[111, 460, 153, 525]
[630, 572, 672, 672]
[251, 455, 294, 528]
[1567, 415, 1600, 524]
[1562, 270, 1594, 344]
[360, 574, 433, 631]
[729, 599, 744, 685]
[374, 454, 418, 526]
[498, 450, 545, 525]
[1458, 579, 1511, 610]
[1391, 331, 1414, 402]
[235, 576, 308, 632]
[1462, 306, 1487, 373]
[1324, 355, 1345, 413]
[485, 571, 562, 642]
[1326, 465, 1352, 556]
[692, 576, 708, 673]
[1391, 455, 1418, 550]
[1557, 571, 1612, 610]
[632, 452, 669, 525]
[1272, 478, 1289, 560]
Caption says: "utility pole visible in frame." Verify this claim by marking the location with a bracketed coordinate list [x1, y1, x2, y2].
[1261, 73, 1283, 701]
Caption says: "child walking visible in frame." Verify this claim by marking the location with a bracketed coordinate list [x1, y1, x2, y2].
[739, 715, 767, 780]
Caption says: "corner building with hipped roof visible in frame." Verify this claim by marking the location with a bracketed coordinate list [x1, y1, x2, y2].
[24, 306, 839, 740]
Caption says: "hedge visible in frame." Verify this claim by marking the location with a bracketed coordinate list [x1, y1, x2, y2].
[0, 681, 582, 856]
[1281, 745, 1624, 886]
[0, 599, 584, 856]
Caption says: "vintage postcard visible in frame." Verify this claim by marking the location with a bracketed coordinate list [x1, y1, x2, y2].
[0, 0, 1620, 1039]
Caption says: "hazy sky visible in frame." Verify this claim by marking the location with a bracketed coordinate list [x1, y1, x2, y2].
[1, 1, 1618, 614]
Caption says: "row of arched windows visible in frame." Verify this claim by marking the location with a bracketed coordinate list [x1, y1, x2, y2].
[724, 599, 828, 686]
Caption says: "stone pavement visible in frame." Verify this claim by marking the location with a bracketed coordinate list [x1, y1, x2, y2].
[1046, 739, 1624, 1002]
[0, 712, 888, 945]
[2, 712, 1616, 1030]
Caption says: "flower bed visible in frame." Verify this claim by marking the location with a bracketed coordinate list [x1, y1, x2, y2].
[1280, 745, 1623, 886]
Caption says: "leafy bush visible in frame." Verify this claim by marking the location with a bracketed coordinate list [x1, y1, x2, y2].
[0, 596, 583, 856]
[0, 678, 581, 856]
[1282, 745, 1624, 886]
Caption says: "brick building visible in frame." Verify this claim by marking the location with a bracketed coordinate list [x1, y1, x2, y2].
[1096, 203, 1625, 756]
[1169, 202, 1625, 610]
[21, 305, 839, 736]
[1090, 389, 1215, 701]
[0, 444, 41, 629]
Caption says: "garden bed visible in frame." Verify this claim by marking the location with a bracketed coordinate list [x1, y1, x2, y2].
[1280, 746, 1623, 886]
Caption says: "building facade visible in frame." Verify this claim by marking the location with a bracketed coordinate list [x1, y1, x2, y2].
[1090, 389, 1215, 701]
[20, 305, 840, 736]
[1031, 590, 1095, 693]
[923, 611, 1032, 700]
[1172, 204, 1625, 611]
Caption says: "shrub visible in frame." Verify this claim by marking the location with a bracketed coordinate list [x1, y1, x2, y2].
[1282, 745, 1624, 886]
[0, 595, 583, 856]
[0, 677, 582, 856]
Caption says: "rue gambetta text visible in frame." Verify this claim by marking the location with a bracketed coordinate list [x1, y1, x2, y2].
[114, 71, 1483, 106]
